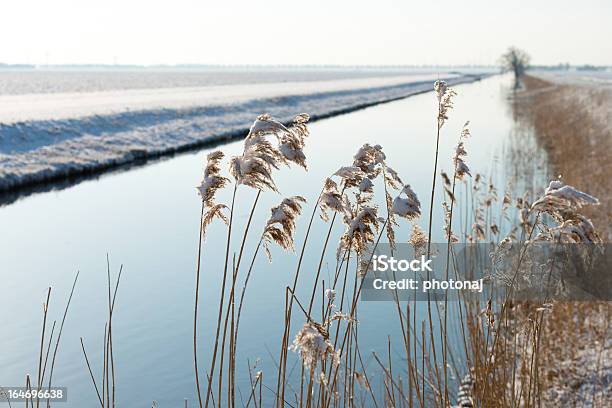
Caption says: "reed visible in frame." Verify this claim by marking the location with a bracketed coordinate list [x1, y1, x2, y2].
[79, 260, 123, 408]
[17, 272, 79, 408]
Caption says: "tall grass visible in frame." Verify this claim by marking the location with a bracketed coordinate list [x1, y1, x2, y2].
[15, 272, 78, 408]
[79, 260, 123, 408]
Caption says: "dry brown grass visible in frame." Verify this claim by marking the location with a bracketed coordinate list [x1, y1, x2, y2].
[518, 76, 612, 240]
[538, 302, 611, 406]
[505, 76, 612, 406]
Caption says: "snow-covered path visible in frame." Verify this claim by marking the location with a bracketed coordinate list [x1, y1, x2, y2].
[0, 73, 485, 192]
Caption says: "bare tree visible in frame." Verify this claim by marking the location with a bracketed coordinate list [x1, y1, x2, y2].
[500, 46, 530, 88]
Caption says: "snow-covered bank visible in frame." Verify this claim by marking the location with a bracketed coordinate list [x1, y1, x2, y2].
[0, 73, 462, 123]
[0, 73, 486, 192]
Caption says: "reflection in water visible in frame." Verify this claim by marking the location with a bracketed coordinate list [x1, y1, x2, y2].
[0, 137, 237, 207]
[0, 75, 552, 406]
[503, 84, 551, 198]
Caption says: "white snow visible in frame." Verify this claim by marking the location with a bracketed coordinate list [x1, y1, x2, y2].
[531, 69, 612, 88]
[0, 72, 486, 192]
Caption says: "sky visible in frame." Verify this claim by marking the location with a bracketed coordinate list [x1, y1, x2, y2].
[2, 0, 611, 66]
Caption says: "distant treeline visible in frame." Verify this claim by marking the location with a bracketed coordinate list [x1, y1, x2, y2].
[1, 63, 609, 71]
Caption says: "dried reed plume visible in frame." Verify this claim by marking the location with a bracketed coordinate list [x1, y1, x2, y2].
[383, 164, 404, 249]
[352, 143, 385, 180]
[392, 184, 422, 220]
[434, 80, 457, 128]
[197, 151, 230, 232]
[359, 177, 375, 194]
[319, 178, 347, 221]
[262, 196, 307, 261]
[453, 124, 471, 180]
[340, 206, 381, 255]
[230, 136, 281, 192]
[230, 113, 310, 191]
[334, 166, 366, 189]
[443, 201, 459, 242]
[410, 223, 428, 256]
[345, 143, 405, 248]
[290, 322, 338, 369]
[530, 180, 602, 243]
[197, 151, 229, 206]
[279, 113, 310, 169]
[531, 179, 600, 219]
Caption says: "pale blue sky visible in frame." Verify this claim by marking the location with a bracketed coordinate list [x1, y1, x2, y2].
[2, 0, 610, 66]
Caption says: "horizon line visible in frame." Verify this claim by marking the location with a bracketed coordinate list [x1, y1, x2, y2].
[0, 63, 610, 70]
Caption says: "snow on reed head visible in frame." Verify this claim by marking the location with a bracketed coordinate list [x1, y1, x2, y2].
[352, 143, 386, 179]
[334, 144, 399, 192]
[230, 135, 282, 191]
[290, 321, 338, 369]
[249, 112, 310, 169]
[329, 144, 387, 192]
[334, 166, 366, 188]
[319, 178, 348, 222]
[392, 185, 421, 220]
[339, 206, 381, 255]
[325, 288, 336, 303]
[434, 80, 457, 128]
[248, 113, 289, 135]
[230, 113, 310, 191]
[197, 151, 229, 207]
[530, 179, 601, 243]
[531, 180, 600, 218]
[262, 196, 306, 261]
[434, 80, 448, 101]
[358, 177, 374, 194]
[336, 143, 410, 249]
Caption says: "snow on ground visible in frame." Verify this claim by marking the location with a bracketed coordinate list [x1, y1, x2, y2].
[0, 72, 485, 192]
[0, 74, 460, 123]
[531, 69, 612, 88]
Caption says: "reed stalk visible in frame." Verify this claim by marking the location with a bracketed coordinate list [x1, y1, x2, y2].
[204, 184, 237, 408]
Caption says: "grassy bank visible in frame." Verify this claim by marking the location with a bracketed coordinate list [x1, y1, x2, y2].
[511, 75, 612, 406]
[520, 75, 611, 240]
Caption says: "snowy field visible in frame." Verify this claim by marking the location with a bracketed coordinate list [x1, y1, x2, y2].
[0, 68, 470, 96]
[0, 69, 488, 192]
[531, 69, 612, 87]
